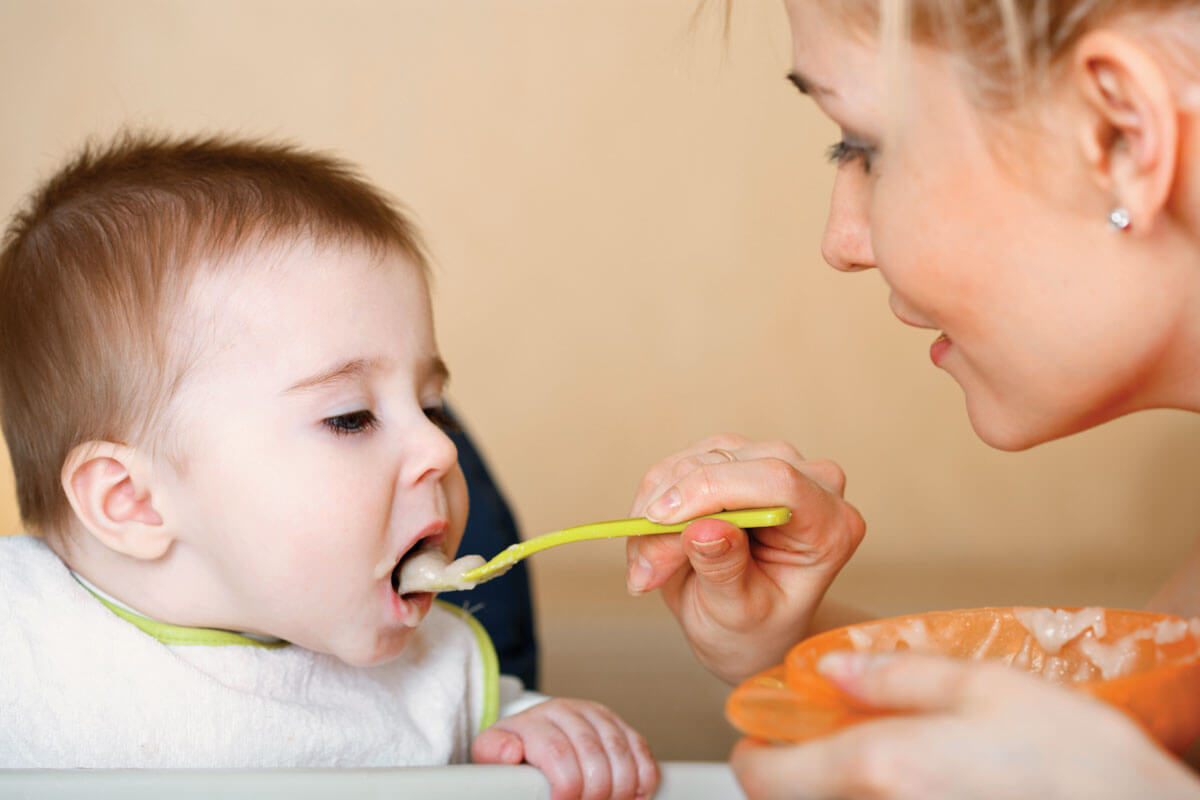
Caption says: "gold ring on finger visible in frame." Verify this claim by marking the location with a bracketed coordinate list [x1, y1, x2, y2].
[708, 448, 737, 463]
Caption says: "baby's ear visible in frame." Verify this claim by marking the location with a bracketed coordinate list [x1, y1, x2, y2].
[61, 441, 171, 560]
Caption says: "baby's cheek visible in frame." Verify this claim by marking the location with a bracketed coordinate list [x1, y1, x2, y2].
[444, 467, 470, 554]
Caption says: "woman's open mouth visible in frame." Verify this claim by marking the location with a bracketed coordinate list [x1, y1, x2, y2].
[930, 332, 952, 366]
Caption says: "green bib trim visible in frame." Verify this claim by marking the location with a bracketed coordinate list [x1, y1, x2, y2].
[436, 600, 501, 731]
[78, 580, 289, 649]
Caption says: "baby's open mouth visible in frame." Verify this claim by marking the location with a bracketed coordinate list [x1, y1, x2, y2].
[391, 541, 486, 595]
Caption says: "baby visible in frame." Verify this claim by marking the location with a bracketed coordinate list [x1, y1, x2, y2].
[0, 133, 657, 798]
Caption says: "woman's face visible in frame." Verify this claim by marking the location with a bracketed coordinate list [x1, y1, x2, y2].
[785, 1, 1191, 450]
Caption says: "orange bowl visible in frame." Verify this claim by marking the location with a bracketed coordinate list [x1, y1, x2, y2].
[726, 607, 1200, 754]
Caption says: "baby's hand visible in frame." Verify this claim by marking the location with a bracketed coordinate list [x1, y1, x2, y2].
[471, 698, 658, 800]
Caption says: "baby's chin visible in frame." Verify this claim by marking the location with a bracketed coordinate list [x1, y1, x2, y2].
[274, 612, 423, 666]
[280, 590, 435, 665]
[321, 626, 418, 667]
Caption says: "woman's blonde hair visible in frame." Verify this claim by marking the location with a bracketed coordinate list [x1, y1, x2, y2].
[820, 1, 1200, 110]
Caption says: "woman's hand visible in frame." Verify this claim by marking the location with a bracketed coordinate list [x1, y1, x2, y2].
[625, 434, 866, 684]
[731, 652, 1200, 799]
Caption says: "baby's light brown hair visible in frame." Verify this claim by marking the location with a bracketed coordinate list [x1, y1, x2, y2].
[0, 133, 429, 535]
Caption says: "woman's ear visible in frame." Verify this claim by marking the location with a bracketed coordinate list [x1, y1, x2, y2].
[61, 441, 172, 560]
[1071, 29, 1180, 236]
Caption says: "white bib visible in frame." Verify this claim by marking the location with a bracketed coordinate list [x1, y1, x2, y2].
[0, 534, 498, 767]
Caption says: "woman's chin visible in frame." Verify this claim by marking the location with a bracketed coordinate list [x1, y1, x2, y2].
[964, 401, 1050, 452]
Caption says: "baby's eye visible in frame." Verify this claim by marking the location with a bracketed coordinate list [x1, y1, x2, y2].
[826, 139, 875, 173]
[423, 404, 461, 433]
[323, 410, 378, 436]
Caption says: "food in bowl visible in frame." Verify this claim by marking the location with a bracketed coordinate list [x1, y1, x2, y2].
[726, 607, 1200, 754]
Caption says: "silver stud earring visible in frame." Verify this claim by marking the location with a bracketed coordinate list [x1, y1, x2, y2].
[1108, 207, 1132, 232]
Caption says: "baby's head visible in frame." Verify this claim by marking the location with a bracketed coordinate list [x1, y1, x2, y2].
[0, 133, 468, 665]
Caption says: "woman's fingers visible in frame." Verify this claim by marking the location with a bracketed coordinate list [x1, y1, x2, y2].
[731, 736, 841, 800]
[629, 436, 805, 517]
[817, 652, 1013, 713]
[639, 457, 861, 558]
[626, 521, 754, 599]
[626, 531, 687, 595]
[675, 520, 756, 617]
[730, 725, 922, 800]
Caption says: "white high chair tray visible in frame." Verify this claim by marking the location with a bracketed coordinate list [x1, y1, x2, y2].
[1, 761, 745, 799]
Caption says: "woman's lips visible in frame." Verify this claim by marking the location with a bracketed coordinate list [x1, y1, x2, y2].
[930, 332, 951, 366]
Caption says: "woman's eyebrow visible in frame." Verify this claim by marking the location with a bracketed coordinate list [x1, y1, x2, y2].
[787, 70, 836, 98]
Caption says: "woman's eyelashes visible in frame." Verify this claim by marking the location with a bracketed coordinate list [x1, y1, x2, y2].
[826, 136, 875, 172]
[323, 410, 378, 437]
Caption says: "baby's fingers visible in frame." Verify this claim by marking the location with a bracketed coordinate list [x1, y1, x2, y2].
[509, 716, 585, 800]
[580, 705, 659, 800]
[541, 706, 617, 800]
[621, 715, 658, 799]
[471, 726, 526, 765]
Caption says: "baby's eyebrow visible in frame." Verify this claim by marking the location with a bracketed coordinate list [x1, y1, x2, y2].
[283, 356, 450, 394]
[284, 359, 373, 394]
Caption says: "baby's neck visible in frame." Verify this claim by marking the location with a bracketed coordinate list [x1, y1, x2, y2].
[46, 526, 271, 639]
[68, 568, 283, 644]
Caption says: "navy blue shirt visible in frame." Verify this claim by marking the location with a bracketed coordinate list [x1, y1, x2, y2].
[440, 410, 538, 689]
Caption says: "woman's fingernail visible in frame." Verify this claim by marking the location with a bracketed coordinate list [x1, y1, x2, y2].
[646, 488, 681, 521]
[691, 537, 730, 559]
[627, 555, 654, 595]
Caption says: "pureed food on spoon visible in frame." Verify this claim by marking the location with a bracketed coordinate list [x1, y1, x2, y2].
[726, 606, 1200, 754]
[394, 548, 487, 594]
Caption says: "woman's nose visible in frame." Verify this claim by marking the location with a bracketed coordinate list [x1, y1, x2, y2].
[820, 169, 876, 273]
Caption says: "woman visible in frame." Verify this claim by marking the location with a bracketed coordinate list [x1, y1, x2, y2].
[625, 1, 1200, 796]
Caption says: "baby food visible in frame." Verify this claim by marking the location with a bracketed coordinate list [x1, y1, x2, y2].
[395, 549, 486, 594]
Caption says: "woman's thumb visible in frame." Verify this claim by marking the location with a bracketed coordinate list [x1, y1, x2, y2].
[817, 651, 991, 713]
[681, 519, 751, 599]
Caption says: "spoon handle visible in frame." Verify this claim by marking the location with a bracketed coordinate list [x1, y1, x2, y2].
[460, 506, 791, 585]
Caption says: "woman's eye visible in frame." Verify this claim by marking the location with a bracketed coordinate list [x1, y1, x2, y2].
[323, 410, 378, 436]
[826, 139, 874, 173]
[424, 404, 461, 433]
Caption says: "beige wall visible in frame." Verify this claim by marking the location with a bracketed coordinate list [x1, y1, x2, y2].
[3, 0, 1200, 759]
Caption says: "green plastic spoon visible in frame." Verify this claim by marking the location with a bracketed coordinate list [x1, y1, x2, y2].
[396, 506, 792, 593]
